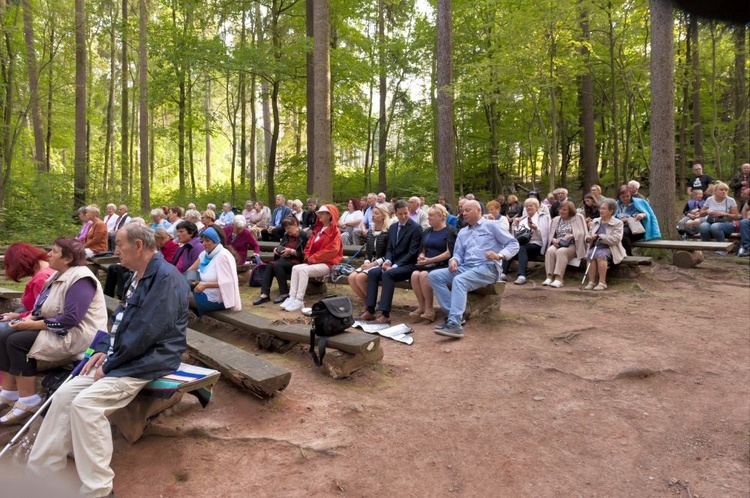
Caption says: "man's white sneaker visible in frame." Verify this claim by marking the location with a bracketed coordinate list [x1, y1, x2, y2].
[514, 276, 527, 285]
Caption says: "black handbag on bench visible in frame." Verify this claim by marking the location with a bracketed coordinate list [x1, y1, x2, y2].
[309, 296, 354, 366]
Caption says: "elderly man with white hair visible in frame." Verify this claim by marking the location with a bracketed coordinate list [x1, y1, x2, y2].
[217, 202, 235, 226]
[549, 188, 570, 218]
[408, 196, 429, 229]
[627, 180, 645, 199]
[429, 200, 519, 338]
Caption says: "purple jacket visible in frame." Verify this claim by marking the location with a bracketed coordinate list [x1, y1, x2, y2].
[223, 226, 260, 266]
[171, 237, 205, 273]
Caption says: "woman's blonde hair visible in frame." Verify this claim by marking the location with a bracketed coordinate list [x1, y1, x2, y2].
[507, 195, 518, 204]
[524, 197, 540, 209]
[372, 203, 392, 230]
[714, 181, 729, 192]
[428, 203, 448, 221]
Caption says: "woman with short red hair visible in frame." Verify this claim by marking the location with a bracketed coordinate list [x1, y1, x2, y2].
[1, 243, 56, 323]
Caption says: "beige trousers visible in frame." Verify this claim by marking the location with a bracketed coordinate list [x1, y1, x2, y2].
[27, 372, 149, 497]
[544, 244, 578, 278]
[289, 263, 330, 300]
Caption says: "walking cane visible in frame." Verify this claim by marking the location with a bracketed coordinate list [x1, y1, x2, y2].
[0, 329, 109, 459]
[579, 237, 599, 290]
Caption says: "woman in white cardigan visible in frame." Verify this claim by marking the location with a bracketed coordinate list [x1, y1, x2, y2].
[543, 201, 588, 288]
[502, 197, 550, 285]
[187, 225, 241, 315]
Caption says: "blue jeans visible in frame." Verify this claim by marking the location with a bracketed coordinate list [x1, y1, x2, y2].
[428, 264, 498, 329]
[739, 219, 750, 250]
[699, 221, 734, 242]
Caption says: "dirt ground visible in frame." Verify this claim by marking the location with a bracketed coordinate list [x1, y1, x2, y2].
[7, 254, 750, 497]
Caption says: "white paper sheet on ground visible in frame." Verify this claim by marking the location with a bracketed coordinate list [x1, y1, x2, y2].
[352, 321, 414, 345]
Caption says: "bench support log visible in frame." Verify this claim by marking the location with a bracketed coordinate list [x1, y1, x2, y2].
[672, 250, 704, 268]
[322, 347, 385, 379]
[109, 393, 185, 443]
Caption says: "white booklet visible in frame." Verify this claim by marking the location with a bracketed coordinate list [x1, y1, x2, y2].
[352, 321, 414, 345]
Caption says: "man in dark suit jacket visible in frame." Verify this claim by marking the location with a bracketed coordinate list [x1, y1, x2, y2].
[263, 194, 293, 242]
[360, 200, 422, 324]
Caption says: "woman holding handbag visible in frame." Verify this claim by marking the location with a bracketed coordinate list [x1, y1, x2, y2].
[502, 197, 550, 285]
[615, 185, 661, 256]
[698, 181, 740, 248]
[253, 217, 309, 305]
[584, 199, 627, 291]
[543, 201, 588, 288]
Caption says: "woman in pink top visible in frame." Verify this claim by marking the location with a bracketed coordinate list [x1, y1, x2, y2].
[0, 243, 55, 322]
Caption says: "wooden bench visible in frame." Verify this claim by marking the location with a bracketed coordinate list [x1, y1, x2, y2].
[632, 239, 735, 268]
[108, 362, 221, 443]
[0, 286, 23, 313]
[206, 309, 383, 379]
[257, 241, 365, 258]
[103, 296, 291, 397]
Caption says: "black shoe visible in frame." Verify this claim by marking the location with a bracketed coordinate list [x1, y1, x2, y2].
[272, 294, 289, 304]
[253, 296, 270, 306]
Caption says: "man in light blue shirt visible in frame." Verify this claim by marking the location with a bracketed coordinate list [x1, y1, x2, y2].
[218, 202, 235, 226]
[429, 200, 519, 338]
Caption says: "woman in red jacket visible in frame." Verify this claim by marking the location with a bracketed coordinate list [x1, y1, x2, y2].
[280, 204, 343, 312]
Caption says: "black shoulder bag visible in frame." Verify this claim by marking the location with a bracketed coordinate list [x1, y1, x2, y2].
[309, 296, 354, 366]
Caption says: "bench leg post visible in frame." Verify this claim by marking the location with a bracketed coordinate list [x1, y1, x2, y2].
[672, 250, 704, 268]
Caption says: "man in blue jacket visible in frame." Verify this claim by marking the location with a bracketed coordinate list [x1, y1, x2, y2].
[28, 223, 189, 498]
[359, 199, 422, 324]
[263, 194, 293, 242]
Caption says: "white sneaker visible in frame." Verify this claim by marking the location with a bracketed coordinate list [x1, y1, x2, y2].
[514, 276, 527, 285]
[550, 280, 563, 288]
[279, 297, 292, 309]
[542, 278, 552, 286]
[285, 298, 304, 312]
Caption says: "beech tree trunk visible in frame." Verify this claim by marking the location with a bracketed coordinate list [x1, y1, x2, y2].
[734, 26, 748, 164]
[377, 0, 386, 193]
[649, 0, 675, 239]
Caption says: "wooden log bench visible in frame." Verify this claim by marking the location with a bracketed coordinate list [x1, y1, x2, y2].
[0, 287, 23, 313]
[257, 241, 365, 258]
[103, 296, 291, 398]
[632, 239, 735, 268]
[206, 309, 383, 379]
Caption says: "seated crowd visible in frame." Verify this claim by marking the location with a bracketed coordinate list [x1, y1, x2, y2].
[0, 161, 747, 495]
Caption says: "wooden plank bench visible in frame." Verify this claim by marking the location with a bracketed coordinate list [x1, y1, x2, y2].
[104, 295, 291, 397]
[632, 239, 735, 268]
[206, 309, 383, 379]
[258, 241, 365, 257]
[108, 362, 221, 443]
[0, 287, 23, 313]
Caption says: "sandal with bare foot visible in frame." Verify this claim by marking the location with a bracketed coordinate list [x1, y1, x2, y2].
[419, 311, 436, 323]
[408, 310, 424, 319]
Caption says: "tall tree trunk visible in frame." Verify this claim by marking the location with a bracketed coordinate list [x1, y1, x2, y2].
[188, 69, 195, 198]
[74, 0, 87, 207]
[239, 13, 247, 189]
[311, 0, 331, 200]
[306, 0, 314, 194]
[104, 0, 117, 194]
[178, 77, 186, 196]
[734, 26, 748, 164]
[139, 0, 149, 212]
[708, 22, 723, 178]
[205, 74, 211, 188]
[45, 14, 55, 174]
[249, 73, 257, 199]
[21, 0, 46, 172]
[649, 0, 675, 239]
[436, 0, 455, 207]
[689, 15, 703, 163]
[377, 0, 387, 193]
[579, 7, 597, 191]
[548, 33, 558, 192]
[607, 1, 620, 186]
[121, 0, 129, 201]
[678, 15, 688, 199]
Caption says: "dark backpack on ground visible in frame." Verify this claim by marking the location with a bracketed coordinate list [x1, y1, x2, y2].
[309, 296, 354, 366]
[248, 262, 267, 287]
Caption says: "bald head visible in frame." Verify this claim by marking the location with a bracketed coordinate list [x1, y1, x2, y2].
[463, 200, 482, 225]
